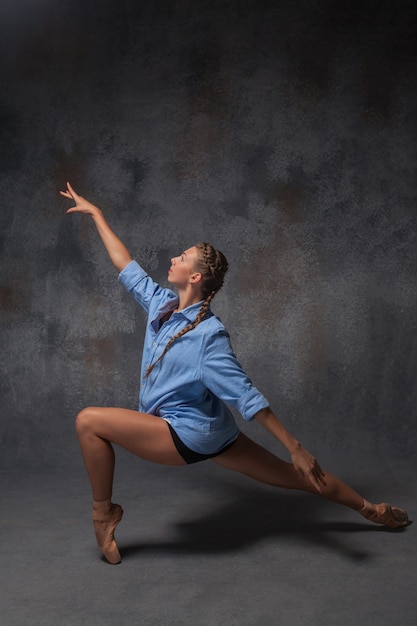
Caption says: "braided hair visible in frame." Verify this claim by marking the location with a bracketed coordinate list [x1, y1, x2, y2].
[146, 243, 228, 376]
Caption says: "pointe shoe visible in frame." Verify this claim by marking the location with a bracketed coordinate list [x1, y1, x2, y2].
[93, 503, 124, 564]
[360, 502, 410, 529]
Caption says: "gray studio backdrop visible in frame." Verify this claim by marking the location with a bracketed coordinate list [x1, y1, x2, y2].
[1, 0, 416, 471]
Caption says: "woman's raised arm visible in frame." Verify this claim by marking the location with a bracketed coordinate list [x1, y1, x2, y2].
[60, 182, 132, 272]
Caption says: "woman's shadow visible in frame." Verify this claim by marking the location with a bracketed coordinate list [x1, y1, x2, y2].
[119, 479, 402, 563]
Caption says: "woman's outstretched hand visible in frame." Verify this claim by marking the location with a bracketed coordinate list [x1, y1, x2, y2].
[60, 182, 100, 216]
[290, 443, 327, 493]
[60, 181, 132, 271]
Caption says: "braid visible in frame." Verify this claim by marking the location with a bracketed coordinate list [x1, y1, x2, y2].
[146, 244, 228, 377]
[196, 242, 228, 298]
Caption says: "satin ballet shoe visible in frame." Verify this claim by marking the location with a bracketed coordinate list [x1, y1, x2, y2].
[93, 503, 124, 564]
[359, 502, 410, 529]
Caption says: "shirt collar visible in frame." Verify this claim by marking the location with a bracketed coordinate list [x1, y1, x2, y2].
[177, 300, 206, 323]
[159, 298, 211, 324]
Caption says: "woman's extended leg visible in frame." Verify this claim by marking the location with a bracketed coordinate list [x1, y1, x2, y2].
[75, 406, 186, 563]
[212, 433, 409, 528]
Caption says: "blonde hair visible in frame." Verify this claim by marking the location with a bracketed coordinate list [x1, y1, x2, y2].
[146, 243, 228, 376]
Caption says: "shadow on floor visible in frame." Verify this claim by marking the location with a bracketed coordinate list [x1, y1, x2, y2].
[119, 482, 409, 563]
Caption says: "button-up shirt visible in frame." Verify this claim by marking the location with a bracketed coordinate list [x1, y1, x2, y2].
[119, 260, 269, 454]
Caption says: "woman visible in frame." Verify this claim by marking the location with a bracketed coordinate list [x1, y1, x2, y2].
[61, 182, 409, 564]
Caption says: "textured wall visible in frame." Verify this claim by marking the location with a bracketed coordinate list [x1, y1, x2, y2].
[1, 0, 416, 469]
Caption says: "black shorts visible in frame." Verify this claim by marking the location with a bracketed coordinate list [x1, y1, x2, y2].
[167, 423, 238, 464]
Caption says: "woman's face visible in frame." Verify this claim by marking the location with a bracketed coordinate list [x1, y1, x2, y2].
[168, 246, 201, 288]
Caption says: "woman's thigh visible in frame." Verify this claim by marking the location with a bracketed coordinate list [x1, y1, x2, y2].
[76, 406, 187, 466]
[211, 432, 316, 493]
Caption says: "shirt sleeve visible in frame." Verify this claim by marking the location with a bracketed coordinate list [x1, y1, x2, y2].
[118, 260, 176, 314]
[200, 329, 270, 421]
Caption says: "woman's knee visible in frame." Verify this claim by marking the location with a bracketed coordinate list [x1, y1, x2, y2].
[75, 406, 100, 436]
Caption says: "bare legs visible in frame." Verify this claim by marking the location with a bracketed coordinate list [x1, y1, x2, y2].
[76, 411, 409, 563]
[76, 409, 368, 510]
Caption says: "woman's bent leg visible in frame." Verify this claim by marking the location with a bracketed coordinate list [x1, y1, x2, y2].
[76, 406, 186, 500]
[75, 406, 186, 563]
[212, 433, 409, 528]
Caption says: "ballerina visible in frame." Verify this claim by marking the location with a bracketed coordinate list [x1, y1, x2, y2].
[61, 182, 409, 564]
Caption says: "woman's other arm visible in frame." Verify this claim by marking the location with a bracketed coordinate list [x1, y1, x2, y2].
[60, 182, 132, 272]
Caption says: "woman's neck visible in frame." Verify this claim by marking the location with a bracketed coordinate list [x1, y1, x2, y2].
[176, 286, 204, 311]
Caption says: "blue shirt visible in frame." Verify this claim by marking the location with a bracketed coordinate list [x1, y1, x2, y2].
[119, 260, 269, 454]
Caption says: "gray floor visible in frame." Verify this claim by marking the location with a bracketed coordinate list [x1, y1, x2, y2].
[1, 456, 415, 626]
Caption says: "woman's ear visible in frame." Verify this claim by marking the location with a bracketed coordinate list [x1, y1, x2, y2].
[190, 272, 203, 284]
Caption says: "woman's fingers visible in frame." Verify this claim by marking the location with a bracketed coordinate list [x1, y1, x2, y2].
[60, 182, 84, 213]
[61, 183, 98, 216]
[305, 468, 323, 492]
[297, 458, 326, 493]
[311, 463, 327, 492]
[292, 446, 328, 493]
[315, 463, 326, 482]
[60, 182, 78, 199]
[66, 181, 77, 197]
